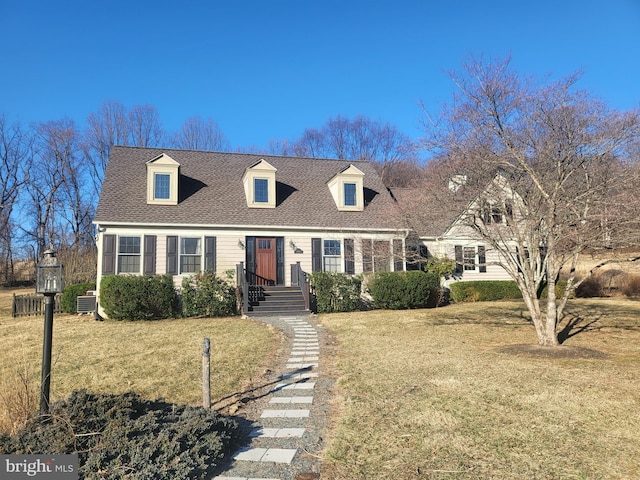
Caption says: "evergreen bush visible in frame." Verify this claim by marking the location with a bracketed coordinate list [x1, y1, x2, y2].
[368, 271, 440, 309]
[450, 280, 570, 302]
[60, 282, 96, 313]
[181, 271, 236, 317]
[310, 272, 362, 313]
[100, 275, 179, 320]
[0, 390, 242, 480]
[449, 280, 523, 302]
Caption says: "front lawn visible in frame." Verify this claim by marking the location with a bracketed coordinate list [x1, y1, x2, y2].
[320, 299, 640, 479]
[0, 288, 280, 434]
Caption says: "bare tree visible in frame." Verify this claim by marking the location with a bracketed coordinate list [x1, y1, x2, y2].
[170, 115, 230, 151]
[291, 115, 422, 186]
[83, 100, 130, 196]
[0, 115, 31, 282]
[420, 57, 640, 346]
[128, 104, 164, 148]
[23, 119, 79, 258]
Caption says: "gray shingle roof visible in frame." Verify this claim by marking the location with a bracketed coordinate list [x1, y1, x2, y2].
[94, 146, 405, 231]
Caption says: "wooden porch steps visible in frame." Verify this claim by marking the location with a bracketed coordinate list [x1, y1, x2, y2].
[249, 286, 308, 317]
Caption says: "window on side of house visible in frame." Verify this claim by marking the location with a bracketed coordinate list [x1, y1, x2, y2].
[481, 201, 514, 225]
[118, 236, 141, 273]
[254, 178, 269, 203]
[323, 239, 341, 272]
[154, 173, 171, 200]
[373, 240, 391, 272]
[344, 182, 356, 207]
[180, 237, 201, 273]
[463, 246, 476, 270]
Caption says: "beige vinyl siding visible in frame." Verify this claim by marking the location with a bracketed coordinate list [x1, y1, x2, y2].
[215, 235, 246, 277]
[96, 226, 405, 289]
[156, 234, 167, 274]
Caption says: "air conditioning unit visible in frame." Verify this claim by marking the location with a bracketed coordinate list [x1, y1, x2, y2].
[77, 295, 97, 314]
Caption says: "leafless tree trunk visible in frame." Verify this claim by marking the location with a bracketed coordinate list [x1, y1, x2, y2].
[420, 57, 640, 346]
[83, 100, 130, 196]
[23, 119, 78, 258]
[0, 115, 30, 282]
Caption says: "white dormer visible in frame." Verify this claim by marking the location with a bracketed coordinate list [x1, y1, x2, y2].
[242, 159, 277, 209]
[327, 164, 365, 211]
[146, 153, 180, 205]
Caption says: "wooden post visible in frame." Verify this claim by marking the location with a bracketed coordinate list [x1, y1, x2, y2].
[202, 338, 211, 409]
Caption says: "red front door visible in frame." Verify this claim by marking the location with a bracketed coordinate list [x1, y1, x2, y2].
[255, 237, 276, 284]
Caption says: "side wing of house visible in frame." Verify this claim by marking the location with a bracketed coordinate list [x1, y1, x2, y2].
[412, 175, 519, 285]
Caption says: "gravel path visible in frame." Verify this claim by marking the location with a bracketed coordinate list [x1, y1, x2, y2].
[210, 314, 336, 480]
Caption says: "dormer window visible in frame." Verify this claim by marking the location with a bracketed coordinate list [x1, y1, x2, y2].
[154, 173, 171, 200]
[327, 164, 365, 211]
[344, 183, 357, 206]
[254, 178, 269, 203]
[146, 153, 180, 205]
[242, 159, 276, 208]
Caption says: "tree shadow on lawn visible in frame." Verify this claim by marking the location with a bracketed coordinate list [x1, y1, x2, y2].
[211, 365, 315, 414]
[558, 303, 640, 343]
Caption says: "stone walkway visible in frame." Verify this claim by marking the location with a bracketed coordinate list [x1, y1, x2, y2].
[211, 314, 325, 480]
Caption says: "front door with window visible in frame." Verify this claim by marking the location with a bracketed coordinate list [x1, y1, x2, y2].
[255, 237, 276, 284]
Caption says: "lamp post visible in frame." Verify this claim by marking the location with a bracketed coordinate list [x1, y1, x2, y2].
[36, 249, 64, 415]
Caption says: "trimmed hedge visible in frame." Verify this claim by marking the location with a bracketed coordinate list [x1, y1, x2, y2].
[310, 272, 362, 313]
[61, 282, 96, 313]
[181, 271, 236, 317]
[450, 280, 569, 302]
[368, 271, 440, 309]
[0, 390, 242, 480]
[100, 275, 179, 320]
[449, 280, 522, 302]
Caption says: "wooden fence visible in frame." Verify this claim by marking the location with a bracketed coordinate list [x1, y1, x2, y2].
[12, 293, 63, 317]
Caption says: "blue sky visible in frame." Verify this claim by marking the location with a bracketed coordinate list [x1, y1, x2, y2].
[1, 0, 639, 151]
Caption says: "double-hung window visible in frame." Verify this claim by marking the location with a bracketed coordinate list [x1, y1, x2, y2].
[180, 237, 201, 273]
[323, 239, 341, 272]
[344, 183, 356, 207]
[118, 236, 141, 273]
[254, 178, 269, 203]
[463, 247, 476, 270]
[154, 173, 171, 200]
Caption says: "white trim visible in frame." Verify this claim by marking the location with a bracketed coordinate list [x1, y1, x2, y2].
[94, 221, 409, 234]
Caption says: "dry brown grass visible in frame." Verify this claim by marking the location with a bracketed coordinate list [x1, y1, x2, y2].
[320, 298, 640, 479]
[0, 287, 280, 435]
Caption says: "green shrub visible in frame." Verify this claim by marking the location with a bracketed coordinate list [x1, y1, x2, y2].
[100, 275, 179, 320]
[0, 390, 242, 480]
[310, 272, 362, 313]
[181, 271, 236, 317]
[449, 280, 523, 302]
[449, 280, 569, 302]
[368, 271, 440, 309]
[60, 282, 96, 313]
